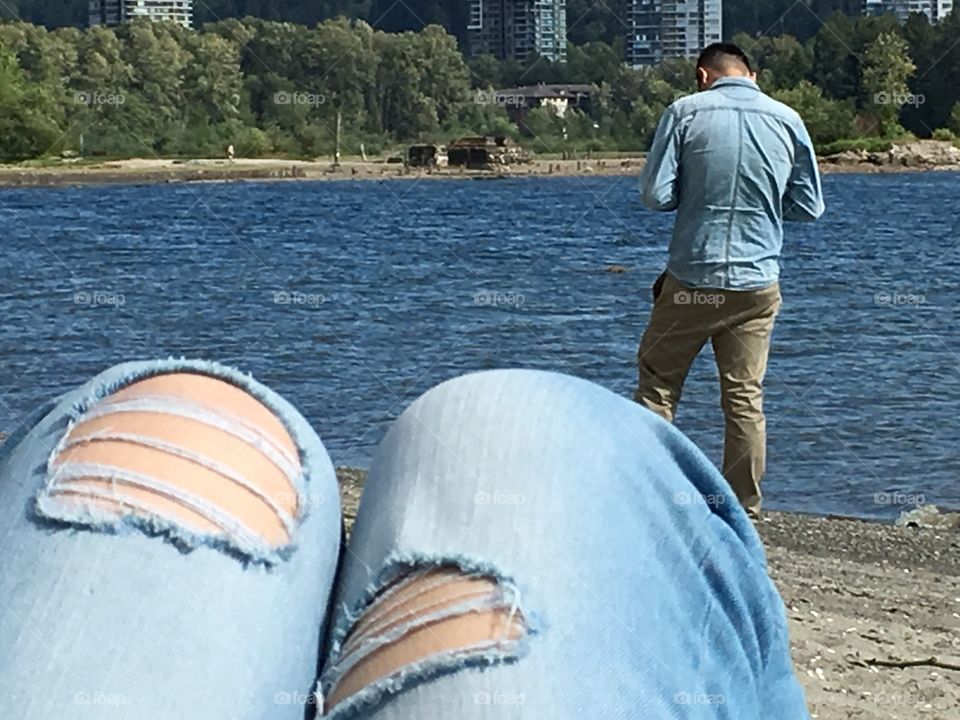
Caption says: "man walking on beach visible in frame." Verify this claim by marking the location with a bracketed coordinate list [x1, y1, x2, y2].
[635, 43, 825, 518]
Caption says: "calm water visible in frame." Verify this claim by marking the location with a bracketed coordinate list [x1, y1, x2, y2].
[1, 173, 958, 519]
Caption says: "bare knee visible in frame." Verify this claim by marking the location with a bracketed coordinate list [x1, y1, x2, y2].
[43, 372, 300, 548]
[324, 567, 527, 712]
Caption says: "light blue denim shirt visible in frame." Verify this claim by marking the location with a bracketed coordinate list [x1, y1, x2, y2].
[640, 76, 825, 290]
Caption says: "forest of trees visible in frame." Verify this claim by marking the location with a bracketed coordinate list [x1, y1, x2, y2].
[2, 9, 960, 162]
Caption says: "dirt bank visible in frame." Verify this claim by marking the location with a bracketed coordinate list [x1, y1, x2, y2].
[3, 142, 959, 189]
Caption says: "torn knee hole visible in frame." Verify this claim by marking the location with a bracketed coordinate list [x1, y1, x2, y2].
[39, 372, 302, 550]
[324, 567, 527, 712]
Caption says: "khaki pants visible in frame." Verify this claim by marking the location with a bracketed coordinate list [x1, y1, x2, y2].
[634, 273, 782, 516]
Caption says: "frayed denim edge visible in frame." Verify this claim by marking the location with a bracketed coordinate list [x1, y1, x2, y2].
[326, 551, 545, 656]
[319, 643, 529, 720]
[31, 357, 328, 567]
[318, 551, 544, 718]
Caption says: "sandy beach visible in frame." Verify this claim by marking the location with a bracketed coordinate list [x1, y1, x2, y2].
[2, 148, 959, 189]
[336, 467, 960, 720]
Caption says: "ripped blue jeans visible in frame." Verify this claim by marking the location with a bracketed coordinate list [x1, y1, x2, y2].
[0, 361, 809, 719]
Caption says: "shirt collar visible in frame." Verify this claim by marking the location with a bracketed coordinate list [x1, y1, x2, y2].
[709, 77, 760, 91]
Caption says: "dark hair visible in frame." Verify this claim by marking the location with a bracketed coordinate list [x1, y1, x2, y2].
[697, 43, 753, 74]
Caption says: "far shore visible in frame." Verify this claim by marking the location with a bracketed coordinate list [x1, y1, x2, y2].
[2, 150, 959, 190]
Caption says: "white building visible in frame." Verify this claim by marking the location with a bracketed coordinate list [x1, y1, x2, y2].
[89, 0, 193, 28]
[627, 0, 723, 67]
[863, 0, 953, 23]
[467, 0, 568, 62]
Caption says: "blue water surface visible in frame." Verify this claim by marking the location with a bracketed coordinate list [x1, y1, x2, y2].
[2, 173, 958, 519]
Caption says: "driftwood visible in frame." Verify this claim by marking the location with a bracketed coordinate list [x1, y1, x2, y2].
[847, 653, 960, 671]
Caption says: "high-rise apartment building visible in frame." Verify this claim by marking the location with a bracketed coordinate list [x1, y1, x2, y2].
[467, 0, 568, 62]
[89, 0, 193, 29]
[863, 0, 953, 22]
[627, 0, 722, 68]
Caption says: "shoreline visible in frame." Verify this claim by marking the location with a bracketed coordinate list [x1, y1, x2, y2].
[1, 155, 958, 189]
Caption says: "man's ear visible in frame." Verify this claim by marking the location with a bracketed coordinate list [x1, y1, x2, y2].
[696, 66, 709, 89]
[749, 71, 758, 82]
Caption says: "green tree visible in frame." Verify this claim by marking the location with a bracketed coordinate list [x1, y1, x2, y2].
[0, 48, 63, 161]
[861, 31, 916, 137]
[467, 54, 502, 88]
[115, 19, 192, 140]
[372, 24, 467, 138]
[305, 18, 376, 125]
[772, 81, 856, 145]
[809, 13, 900, 103]
[566, 41, 623, 84]
[904, 11, 960, 136]
[948, 102, 960, 135]
[733, 33, 812, 90]
[182, 32, 243, 124]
